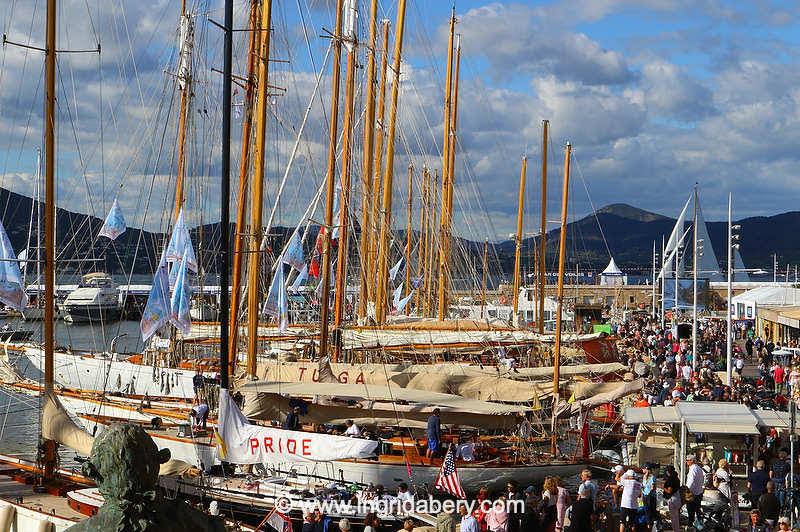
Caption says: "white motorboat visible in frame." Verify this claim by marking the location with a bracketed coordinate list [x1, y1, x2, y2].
[62, 273, 122, 323]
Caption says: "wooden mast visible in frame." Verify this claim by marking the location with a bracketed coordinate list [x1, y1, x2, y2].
[219, 0, 233, 390]
[416, 166, 429, 312]
[481, 239, 488, 319]
[228, 0, 259, 373]
[368, 20, 390, 317]
[426, 170, 440, 315]
[538, 119, 549, 333]
[332, 0, 360, 362]
[551, 142, 571, 456]
[374, 0, 408, 324]
[443, 35, 461, 311]
[512, 156, 527, 325]
[174, 0, 191, 217]
[404, 164, 413, 295]
[42, 0, 57, 482]
[317, 0, 345, 360]
[357, 0, 380, 320]
[436, 11, 456, 320]
[245, 0, 273, 378]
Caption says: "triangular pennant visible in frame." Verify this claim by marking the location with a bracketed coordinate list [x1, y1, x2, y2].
[98, 198, 127, 240]
[165, 208, 198, 273]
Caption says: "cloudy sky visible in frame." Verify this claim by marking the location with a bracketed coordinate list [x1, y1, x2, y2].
[0, 0, 799, 241]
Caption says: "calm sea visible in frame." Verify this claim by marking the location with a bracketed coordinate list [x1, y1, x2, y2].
[0, 316, 144, 464]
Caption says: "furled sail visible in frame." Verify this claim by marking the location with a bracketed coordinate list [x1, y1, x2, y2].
[216, 389, 378, 464]
[176, 14, 194, 91]
[43, 391, 197, 476]
[0, 219, 27, 311]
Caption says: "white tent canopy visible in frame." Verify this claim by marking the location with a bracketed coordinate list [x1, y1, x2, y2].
[602, 257, 623, 275]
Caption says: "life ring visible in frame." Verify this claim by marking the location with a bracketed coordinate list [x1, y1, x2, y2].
[499, 295, 508, 305]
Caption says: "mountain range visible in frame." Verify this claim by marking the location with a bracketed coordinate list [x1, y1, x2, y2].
[0, 185, 794, 277]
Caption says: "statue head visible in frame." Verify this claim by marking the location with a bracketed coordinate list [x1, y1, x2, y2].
[81, 424, 171, 502]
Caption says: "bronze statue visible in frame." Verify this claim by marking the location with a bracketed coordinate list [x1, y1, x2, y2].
[67, 423, 228, 532]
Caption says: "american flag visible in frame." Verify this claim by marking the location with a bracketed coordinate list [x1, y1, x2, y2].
[434, 444, 465, 498]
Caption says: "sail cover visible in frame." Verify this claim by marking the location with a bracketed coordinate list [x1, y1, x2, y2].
[217, 389, 378, 464]
[0, 219, 27, 311]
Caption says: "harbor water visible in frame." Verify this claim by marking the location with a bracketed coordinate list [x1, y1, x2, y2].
[0, 316, 144, 463]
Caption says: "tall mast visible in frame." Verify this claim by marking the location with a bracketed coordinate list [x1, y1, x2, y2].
[228, 0, 259, 372]
[174, 0, 192, 217]
[481, 239, 488, 319]
[333, 0, 360, 362]
[374, 0, 409, 324]
[551, 142, 571, 456]
[42, 0, 57, 481]
[436, 12, 456, 320]
[416, 166, 429, 312]
[368, 20, 390, 317]
[691, 185, 698, 371]
[219, 0, 233, 389]
[538, 119, 549, 333]
[726, 193, 733, 385]
[404, 164, 414, 295]
[426, 170, 440, 314]
[318, 0, 345, 360]
[357, 0, 380, 320]
[512, 156, 527, 325]
[245, 0, 274, 378]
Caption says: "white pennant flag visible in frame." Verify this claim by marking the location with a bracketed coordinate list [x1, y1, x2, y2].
[98, 198, 127, 240]
[389, 257, 403, 281]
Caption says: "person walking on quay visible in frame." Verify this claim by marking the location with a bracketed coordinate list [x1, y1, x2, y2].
[685, 454, 705, 525]
[427, 408, 441, 459]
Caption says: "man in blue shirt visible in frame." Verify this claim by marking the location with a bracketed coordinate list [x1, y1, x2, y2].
[426, 408, 441, 459]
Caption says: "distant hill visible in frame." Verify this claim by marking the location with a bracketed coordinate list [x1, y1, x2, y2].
[492, 202, 800, 274]
[0, 188, 793, 277]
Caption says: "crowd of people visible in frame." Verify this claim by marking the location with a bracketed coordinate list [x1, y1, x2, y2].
[616, 316, 800, 411]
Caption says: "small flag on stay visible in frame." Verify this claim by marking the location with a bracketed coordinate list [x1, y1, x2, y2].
[434, 444, 465, 498]
[264, 509, 292, 532]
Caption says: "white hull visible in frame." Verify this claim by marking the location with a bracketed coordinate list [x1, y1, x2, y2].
[0, 500, 79, 531]
[23, 346, 208, 400]
[83, 416, 581, 492]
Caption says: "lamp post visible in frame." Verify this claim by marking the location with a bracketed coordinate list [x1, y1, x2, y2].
[651, 241, 658, 319]
[692, 238, 703, 371]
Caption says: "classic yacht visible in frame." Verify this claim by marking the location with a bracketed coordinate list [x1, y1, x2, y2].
[62, 272, 122, 323]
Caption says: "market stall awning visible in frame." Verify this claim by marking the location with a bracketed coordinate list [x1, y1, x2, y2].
[624, 403, 760, 435]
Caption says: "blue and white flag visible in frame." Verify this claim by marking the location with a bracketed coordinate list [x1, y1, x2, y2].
[396, 291, 414, 314]
[281, 231, 305, 271]
[331, 184, 342, 240]
[290, 263, 308, 292]
[140, 251, 170, 341]
[0, 220, 27, 312]
[165, 208, 198, 273]
[98, 198, 127, 240]
[388, 257, 403, 281]
[392, 284, 403, 309]
[169, 248, 192, 334]
[263, 265, 288, 331]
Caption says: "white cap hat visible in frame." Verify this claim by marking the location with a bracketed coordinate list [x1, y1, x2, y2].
[613, 465, 624, 473]
[623, 469, 635, 479]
